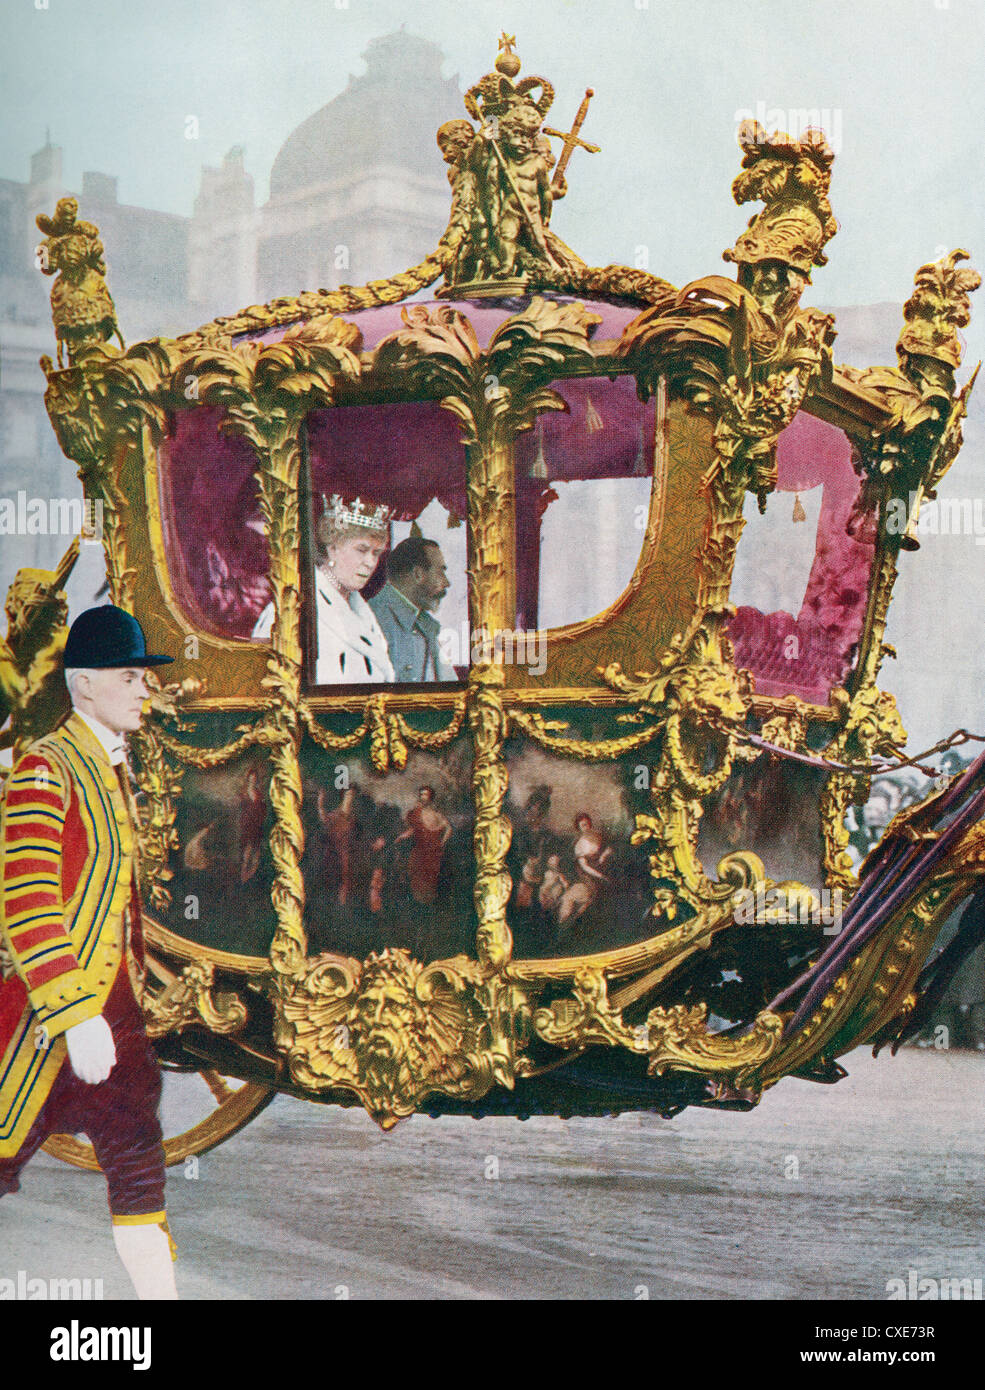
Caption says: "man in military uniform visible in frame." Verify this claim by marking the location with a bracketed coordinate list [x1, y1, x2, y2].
[0, 606, 177, 1299]
[369, 537, 455, 682]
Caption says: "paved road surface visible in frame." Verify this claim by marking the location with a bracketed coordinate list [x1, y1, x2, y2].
[1, 1047, 982, 1299]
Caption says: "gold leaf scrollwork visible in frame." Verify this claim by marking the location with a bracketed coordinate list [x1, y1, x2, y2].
[364, 692, 392, 772]
[470, 666, 513, 970]
[299, 703, 369, 752]
[819, 683, 907, 893]
[762, 875, 969, 1080]
[271, 947, 529, 1129]
[26, 97, 982, 1138]
[36, 198, 125, 368]
[619, 122, 839, 620]
[391, 695, 468, 750]
[643, 1002, 784, 1090]
[534, 967, 639, 1051]
[759, 703, 811, 751]
[142, 959, 247, 1040]
[154, 716, 278, 768]
[603, 622, 758, 911]
[841, 255, 979, 686]
[0, 540, 78, 760]
[533, 967, 783, 1093]
[375, 297, 601, 638]
[298, 695, 467, 771]
[180, 315, 364, 981]
[127, 723, 183, 915]
[125, 675, 211, 912]
[508, 709, 663, 760]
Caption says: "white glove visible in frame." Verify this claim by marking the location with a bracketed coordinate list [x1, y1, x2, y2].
[65, 1014, 117, 1084]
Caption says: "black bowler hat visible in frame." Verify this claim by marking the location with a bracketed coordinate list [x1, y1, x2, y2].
[63, 605, 174, 669]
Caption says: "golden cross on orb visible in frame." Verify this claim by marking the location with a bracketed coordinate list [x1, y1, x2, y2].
[498, 32, 517, 58]
[544, 89, 601, 191]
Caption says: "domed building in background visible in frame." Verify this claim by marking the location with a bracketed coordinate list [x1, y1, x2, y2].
[258, 31, 460, 301]
[187, 30, 460, 321]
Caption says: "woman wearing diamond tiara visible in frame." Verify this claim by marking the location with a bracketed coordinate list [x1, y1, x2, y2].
[252, 495, 395, 684]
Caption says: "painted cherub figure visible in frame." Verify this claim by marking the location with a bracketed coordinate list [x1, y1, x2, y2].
[538, 854, 569, 914]
[36, 197, 125, 367]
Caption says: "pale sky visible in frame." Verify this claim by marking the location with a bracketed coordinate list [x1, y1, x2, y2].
[2, 0, 983, 357]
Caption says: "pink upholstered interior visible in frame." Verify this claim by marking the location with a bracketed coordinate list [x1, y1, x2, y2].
[726, 411, 875, 704]
[157, 409, 271, 637]
[157, 365, 654, 642]
[306, 402, 467, 523]
[513, 375, 655, 630]
[158, 298, 876, 700]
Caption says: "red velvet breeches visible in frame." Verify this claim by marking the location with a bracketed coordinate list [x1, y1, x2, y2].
[0, 964, 165, 1216]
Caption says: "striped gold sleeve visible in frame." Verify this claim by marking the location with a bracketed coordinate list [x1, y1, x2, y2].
[1, 753, 100, 1038]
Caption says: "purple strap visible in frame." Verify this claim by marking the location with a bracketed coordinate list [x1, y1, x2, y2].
[769, 746, 985, 1034]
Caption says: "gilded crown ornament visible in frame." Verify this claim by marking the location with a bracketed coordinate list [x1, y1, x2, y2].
[322, 494, 394, 531]
[463, 31, 555, 124]
[441, 35, 593, 293]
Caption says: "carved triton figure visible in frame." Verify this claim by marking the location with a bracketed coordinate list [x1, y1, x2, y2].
[0, 539, 78, 756]
[35, 196, 125, 368]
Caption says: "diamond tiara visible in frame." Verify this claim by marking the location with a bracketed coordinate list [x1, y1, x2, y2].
[322, 494, 394, 531]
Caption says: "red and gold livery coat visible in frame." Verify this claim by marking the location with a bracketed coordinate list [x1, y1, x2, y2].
[0, 711, 144, 1157]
